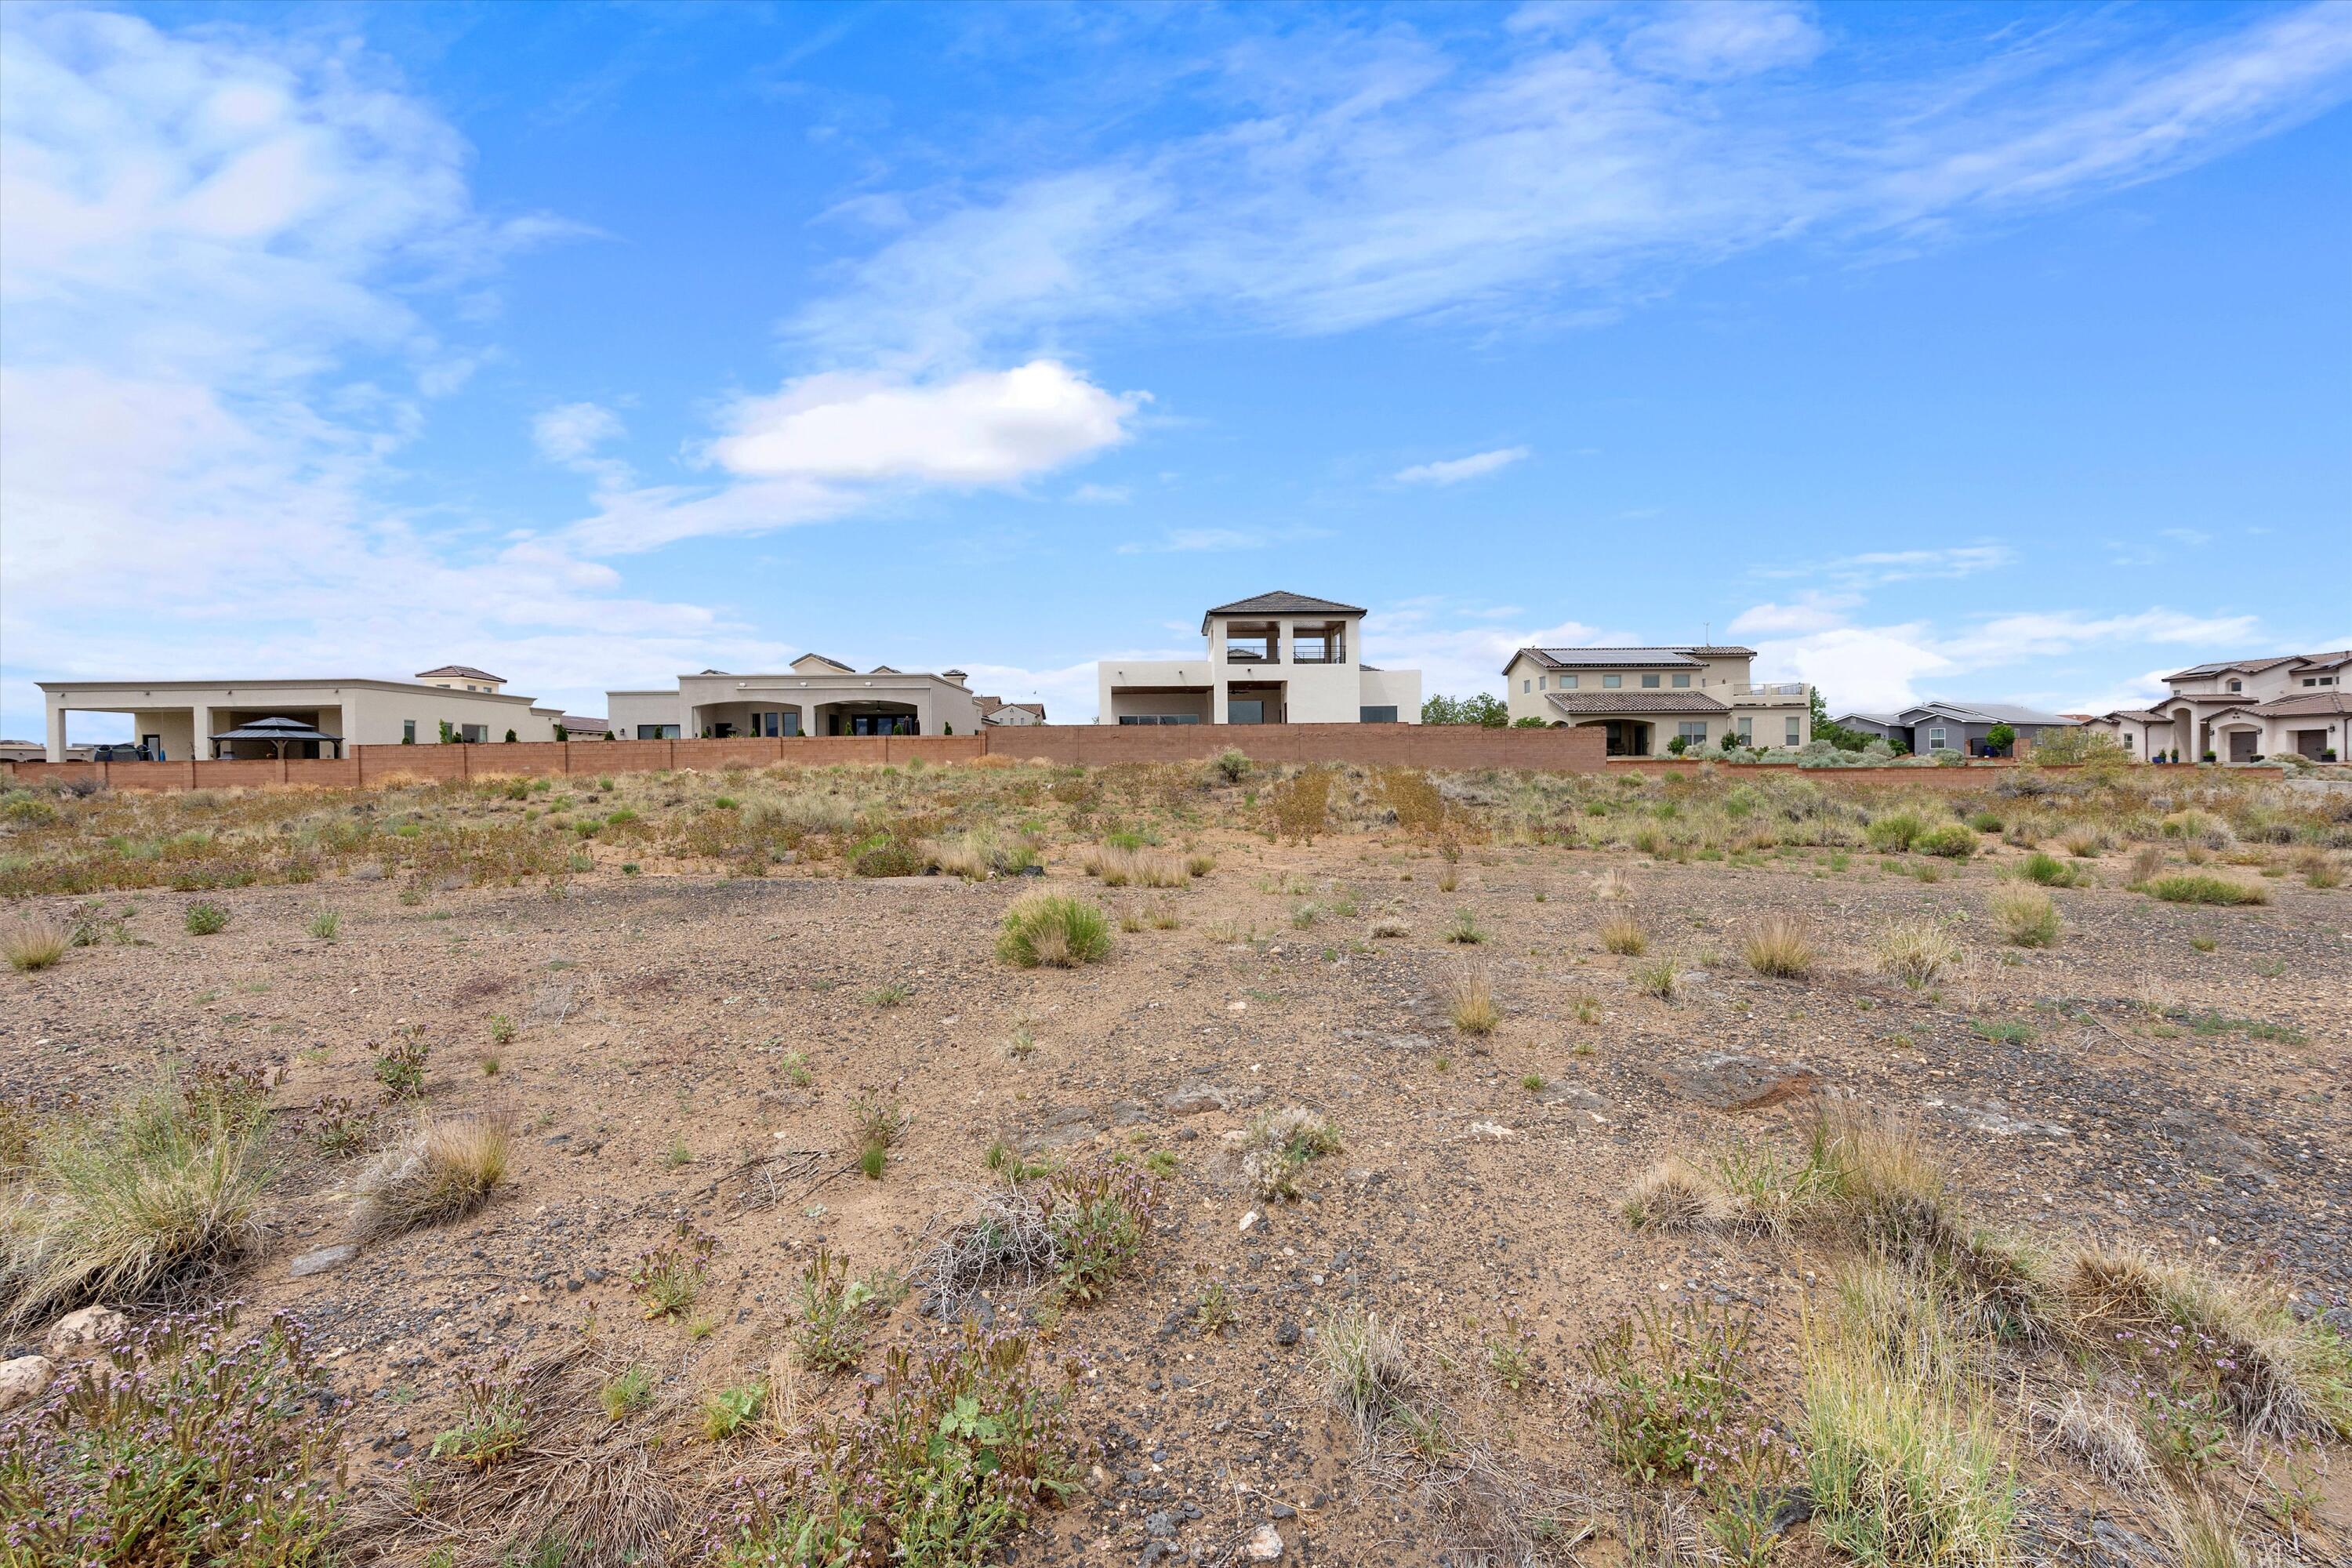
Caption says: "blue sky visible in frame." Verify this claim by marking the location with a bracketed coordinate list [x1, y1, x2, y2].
[3, 0, 2347, 739]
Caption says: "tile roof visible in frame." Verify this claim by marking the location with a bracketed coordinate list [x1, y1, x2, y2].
[2252, 691, 2352, 718]
[2100, 709, 2169, 724]
[415, 664, 502, 682]
[790, 653, 855, 673]
[2165, 653, 2318, 680]
[1544, 690, 1730, 717]
[1202, 591, 1367, 630]
[1519, 647, 1704, 670]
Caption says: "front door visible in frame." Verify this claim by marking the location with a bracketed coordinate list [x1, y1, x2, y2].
[141, 734, 163, 760]
[2228, 730, 2256, 763]
[2296, 730, 2325, 760]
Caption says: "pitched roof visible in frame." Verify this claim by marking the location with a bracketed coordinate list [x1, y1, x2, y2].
[559, 715, 611, 732]
[2251, 691, 2352, 718]
[1835, 711, 1904, 728]
[2099, 709, 2169, 724]
[1202, 591, 1366, 630]
[1544, 690, 1729, 717]
[790, 653, 855, 673]
[415, 664, 502, 682]
[2166, 654, 2304, 680]
[1516, 647, 1704, 671]
[1900, 701, 2080, 728]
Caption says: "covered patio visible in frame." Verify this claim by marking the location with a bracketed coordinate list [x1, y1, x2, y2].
[209, 715, 344, 760]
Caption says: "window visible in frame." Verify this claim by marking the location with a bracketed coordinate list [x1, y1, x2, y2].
[1227, 699, 1265, 724]
[1671, 673, 1690, 688]
[635, 724, 681, 739]
[1559, 675, 1577, 690]
[459, 724, 488, 743]
[1359, 706, 1399, 723]
[401, 720, 416, 743]
[1602, 674, 1622, 689]
[1737, 717, 1753, 742]
[1785, 717, 1800, 746]
[1641, 673, 1661, 688]
[1678, 720, 1708, 746]
[1522, 679, 1531, 693]
[2227, 679, 2241, 692]
[1537, 675, 1548, 691]
[1927, 727, 1947, 751]
[2122, 733, 2135, 752]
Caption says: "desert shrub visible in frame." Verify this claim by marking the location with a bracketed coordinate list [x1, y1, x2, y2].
[1269, 768, 1334, 844]
[372, 1033, 430, 1100]
[1241, 1105, 1342, 1200]
[1631, 956, 1679, 1000]
[0, 1304, 344, 1564]
[1319, 1307, 1420, 1439]
[0, 1071, 270, 1324]
[915, 1161, 1160, 1317]
[1864, 811, 1926, 852]
[1582, 1300, 1753, 1485]
[1802, 1275, 2016, 1567]
[995, 892, 1111, 968]
[1875, 920, 1962, 989]
[702, 1381, 766, 1441]
[1043, 1160, 1157, 1301]
[430, 1347, 532, 1469]
[1741, 915, 1814, 978]
[1210, 748, 1251, 783]
[797, 1247, 887, 1370]
[630, 1221, 715, 1319]
[1985, 884, 2060, 947]
[4, 919, 69, 973]
[1597, 911, 1647, 955]
[1376, 768, 1449, 834]
[351, 1116, 510, 1239]
[598, 1363, 656, 1421]
[1914, 823, 1976, 859]
[2016, 851, 2081, 887]
[1443, 909, 1486, 944]
[306, 909, 340, 941]
[849, 837, 925, 878]
[2142, 873, 2267, 906]
[710, 1323, 1085, 1568]
[183, 901, 229, 935]
[1621, 1156, 1721, 1232]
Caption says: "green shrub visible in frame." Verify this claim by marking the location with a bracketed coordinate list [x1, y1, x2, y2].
[850, 837, 925, 878]
[996, 892, 1112, 968]
[1864, 812, 1926, 852]
[1914, 824, 1976, 859]
[2143, 874, 2268, 906]
[0, 1305, 343, 1563]
[1582, 1301, 1753, 1484]
[183, 902, 229, 935]
[2017, 851, 2079, 887]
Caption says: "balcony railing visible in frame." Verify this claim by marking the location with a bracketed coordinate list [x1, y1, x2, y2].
[1732, 683, 1807, 699]
[1223, 646, 1272, 662]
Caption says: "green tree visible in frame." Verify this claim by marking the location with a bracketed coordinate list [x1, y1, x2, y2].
[1983, 722, 2016, 757]
[1421, 692, 1509, 727]
[1807, 687, 1873, 751]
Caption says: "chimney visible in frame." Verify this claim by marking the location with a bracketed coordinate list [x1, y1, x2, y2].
[942, 669, 968, 687]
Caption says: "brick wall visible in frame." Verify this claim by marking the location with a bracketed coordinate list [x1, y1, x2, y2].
[1607, 759, 2075, 790]
[979, 722, 1608, 771]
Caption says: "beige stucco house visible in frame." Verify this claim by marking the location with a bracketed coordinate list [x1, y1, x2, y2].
[38, 666, 567, 761]
[1097, 592, 1421, 724]
[2082, 650, 2350, 762]
[1501, 645, 1809, 756]
[608, 655, 988, 739]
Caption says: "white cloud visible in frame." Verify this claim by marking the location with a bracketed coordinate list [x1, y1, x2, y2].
[1727, 593, 1861, 637]
[1757, 544, 2016, 587]
[706, 361, 1138, 485]
[0, 9, 766, 735]
[1393, 446, 1530, 485]
[1621, 1, 1825, 81]
[1114, 525, 1333, 555]
[786, 5, 2352, 364]
[533, 401, 625, 465]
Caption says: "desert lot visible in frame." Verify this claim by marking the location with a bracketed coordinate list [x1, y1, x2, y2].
[2, 758, 2347, 1567]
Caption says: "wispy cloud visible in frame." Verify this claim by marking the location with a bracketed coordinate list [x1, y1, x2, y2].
[1755, 544, 2016, 588]
[1394, 446, 1530, 485]
[786, 5, 2352, 365]
[1114, 525, 1332, 555]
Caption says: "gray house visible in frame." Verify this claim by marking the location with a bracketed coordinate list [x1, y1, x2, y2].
[1835, 701, 2080, 757]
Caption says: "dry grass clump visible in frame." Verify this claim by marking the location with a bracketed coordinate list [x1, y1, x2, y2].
[1741, 915, 1815, 978]
[4, 918, 69, 973]
[1, 1073, 270, 1323]
[1083, 844, 1188, 888]
[1875, 920, 1962, 989]
[1319, 1306, 1419, 1443]
[2057, 1246, 2352, 1440]
[2047, 1388, 2151, 1486]
[1443, 966, 1500, 1036]
[1591, 867, 1631, 902]
[1802, 1268, 2018, 1568]
[995, 892, 1112, 968]
[1629, 956, 1679, 1000]
[1620, 1156, 1722, 1232]
[1984, 884, 2060, 948]
[1240, 1105, 1343, 1200]
[2126, 843, 2165, 886]
[353, 1116, 511, 1240]
[1597, 911, 1647, 956]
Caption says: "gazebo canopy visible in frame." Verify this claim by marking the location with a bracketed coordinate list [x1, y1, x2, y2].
[209, 715, 343, 743]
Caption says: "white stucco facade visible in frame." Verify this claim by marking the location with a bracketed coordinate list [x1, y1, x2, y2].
[1096, 593, 1421, 724]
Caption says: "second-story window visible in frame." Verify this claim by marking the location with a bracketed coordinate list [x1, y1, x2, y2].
[1559, 675, 1577, 689]
[1672, 673, 1690, 688]
[1602, 674, 1622, 688]
[1642, 674, 1661, 688]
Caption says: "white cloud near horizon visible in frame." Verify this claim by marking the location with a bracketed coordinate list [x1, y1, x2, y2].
[1394, 446, 1530, 485]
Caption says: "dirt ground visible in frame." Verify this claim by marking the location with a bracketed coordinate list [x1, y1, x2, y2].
[4, 813, 2348, 1565]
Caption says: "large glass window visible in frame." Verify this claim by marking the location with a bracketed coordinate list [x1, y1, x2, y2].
[460, 724, 488, 743]
[1228, 699, 1265, 724]
[1678, 720, 1708, 746]
[1927, 727, 1947, 751]
[1359, 706, 1399, 723]
[1785, 717, 1800, 746]
[635, 724, 681, 739]
[1559, 675, 1577, 689]
[1671, 673, 1691, 688]
[1737, 717, 1752, 742]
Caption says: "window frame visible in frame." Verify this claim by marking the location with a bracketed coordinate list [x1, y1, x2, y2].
[1602, 673, 1623, 689]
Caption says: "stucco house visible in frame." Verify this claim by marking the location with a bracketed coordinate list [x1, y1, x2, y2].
[977, 698, 1047, 726]
[1835, 701, 2079, 758]
[608, 656, 988, 739]
[1096, 593, 1421, 724]
[38, 667, 566, 761]
[1501, 645, 1809, 756]
[2081, 650, 2350, 762]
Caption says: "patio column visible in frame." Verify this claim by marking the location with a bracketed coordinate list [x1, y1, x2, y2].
[45, 700, 67, 763]
[191, 705, 215, 761]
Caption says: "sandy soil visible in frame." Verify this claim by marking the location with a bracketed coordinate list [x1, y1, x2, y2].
[4, 826, 2347, 1565]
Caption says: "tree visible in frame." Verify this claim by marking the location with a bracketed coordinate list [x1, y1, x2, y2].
[503, 728, 518, 744]
[437, 720, 457, 745]
[1719, 731, 1740, 753]
[553, 723, 568, 741]
[1983, 723, 2016, 757]
[1421, 693, 1508, 728]
[1512, 715, 1551, 728]
[1668, 735, 1689, 754]
[1807, 686, 1874, 752]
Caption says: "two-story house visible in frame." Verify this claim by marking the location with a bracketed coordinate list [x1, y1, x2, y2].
[2085, 650, 2350, 762]
[1095, 592, 1421, 724]
[1500, 645, 1809, 756]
